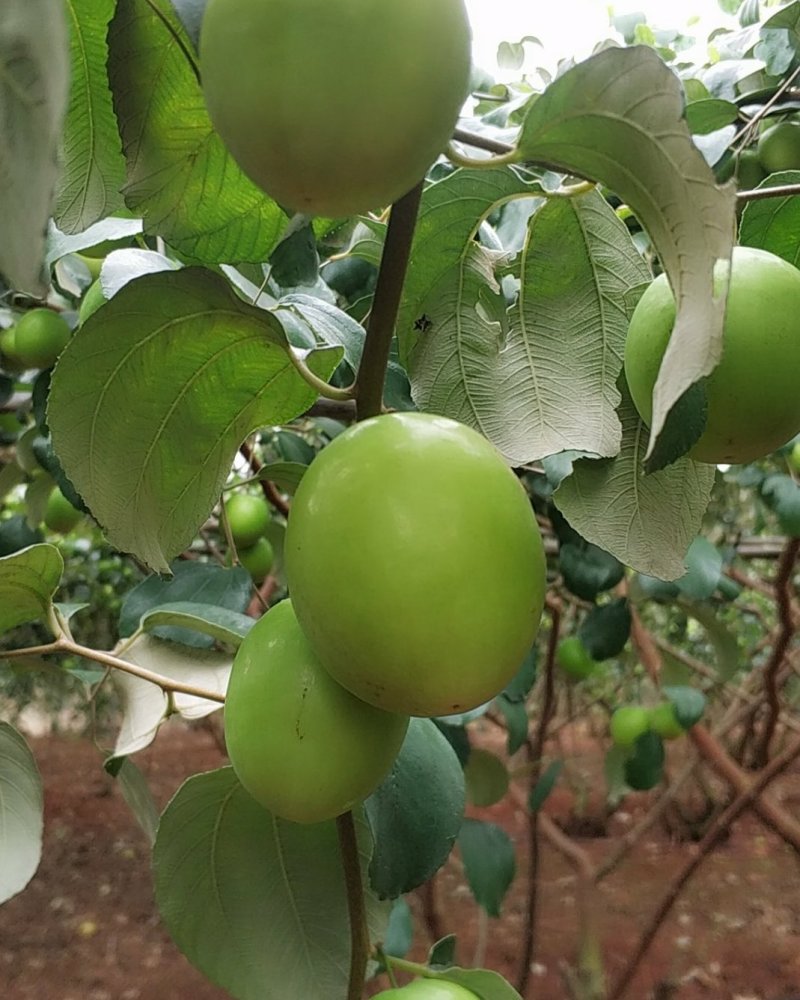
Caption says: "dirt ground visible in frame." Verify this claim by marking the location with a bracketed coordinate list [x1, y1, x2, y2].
[1, 721, 799, 1000]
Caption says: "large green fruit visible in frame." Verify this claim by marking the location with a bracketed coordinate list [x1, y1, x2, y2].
[224, 600, 409, 823]
[225, 492, 270, 548]
[373, 982, 477, 999]
[13, 309, 71, 369]
[624, 247, 800, 464]
[285, 412, 546, 717]
[199, 0, 472, 217]
[757, 121, 800, 174]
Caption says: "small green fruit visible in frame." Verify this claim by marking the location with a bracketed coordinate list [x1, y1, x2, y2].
[734, 148, 767, 190]
[758, 121, 800, 174]
[13, 309, 71, 369]
[610, 706, 650, 748]
[648, 702, 685, 740]
[0, 326, 26, 373]
[556, 636, 597, 680]
[225, 492, 271, 548]
[238, 536, 274, 583]
[789, 440, 800, 474]
[372, 980, 478, 999]
[224, 600, 409, 823]
[44, 486, 82, 534]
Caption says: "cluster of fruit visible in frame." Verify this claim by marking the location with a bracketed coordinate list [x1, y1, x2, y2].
[610, 701, 685, 747]
[224, 412, 546, 825]
[224, 492, 274, 583]
[718, 119, 800, 190]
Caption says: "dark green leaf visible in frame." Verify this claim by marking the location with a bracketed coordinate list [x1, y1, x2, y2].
[529, 760, 563, 813]
[740, 170, 800, 268]
[428, 935, 457, 969]
[432, 719, 471, 766]
[464, 750, 509, 808]
[761, 474, 800, 536]
[624, 730, 665, 791]
[457, 818, 515, 917]
[493, 695, 529, 756]
[269, 222, 320, 288]
[579, 598, 632, 660]
[140, 603, 254, 647]
[0, 516, 44, 558]
[560, 541, 624, 601]
[644, 379, 708, 474]
[676, 537, 723, 600]
[664, 685, 707, 729]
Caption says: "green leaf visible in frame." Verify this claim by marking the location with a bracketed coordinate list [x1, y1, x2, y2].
[56, 0, 126, 232]
[365, 718, 465, 899]
[579, 598, 632, 660]
[411, 191, 650, 464]
[0, 723, 43, 903]
[493, 696, 529, 756]
[555, 382, 716, 579]
[559, 541, 624, 601]
[0, 462, 26, 502]
[624, 731, 665, 791]
[153, 768, 387, 1000]
[112, 635, 230, 756]
[48, 268, 341, 571]
[107, 0, 284, 263]
[684, 98, 739, 135]
[429, 968, 524, 1000]
[0, 544, 63, 635]
[457, 818, 515, 917]
[119, 559, 253, 647]
[428, 935, 457, 968]
[0, 0, 70, 294]
[140, 603, 254, 647]
[740, 170, 800, 267]
[676, 537, 723, 600]
[0, 516, 44, 558]
[464, 749, 509, 807]
[516, 46, 736, 460]
[682, 602, 741, 681]
[108, 757, 159, 846]
[383, 897, 413, 959]
[254, 461, 307, 495]
[529, 759, 563, 813]
[761, 473, 800, 536]
[664, 685, 707, 729]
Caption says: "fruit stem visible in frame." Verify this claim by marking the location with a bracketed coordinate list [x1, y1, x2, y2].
[354, 182, 423, 420]
[286, 347, 356, 402]
[337, 810, 369, 1000]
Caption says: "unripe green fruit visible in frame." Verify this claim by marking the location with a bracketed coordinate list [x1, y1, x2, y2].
[0, 325, 25, 371]
[372, 981, 478, 999]
[13, 309, 71, 369]
[556, 636, 597, 680]
[225, 493, 271, 548]
[734, 148, 767, 190]
[624, 247, 800, 464]
[238, 536, 274, 583]
[610, 705, 650, 748]
[789, 440, 800, 474]
[224, 600, 409, 823]
[758, 121, 800, 174]
[44, 486, 82, 534]
[199, 0, 472, 217]
[285, 412, 546, 717]
[648, 702, 685, 740]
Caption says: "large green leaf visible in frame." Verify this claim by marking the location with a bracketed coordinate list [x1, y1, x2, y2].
[515, 46, 736, 459]
[554, 383, 716, 579]
[0, 723, 43, 903]
[153, 768, 387, 1000]
[0, 0, 69, 293]
[365, 718, 465, 899]
[0, 544, 63, 635]
[739, 170, 800, 267]
[48, 268, 341, 570]
[56, 0, 126, 232]
[107, 0, 284, 262]
[458, 818, 516, 917]
[411, 191, 650, 464]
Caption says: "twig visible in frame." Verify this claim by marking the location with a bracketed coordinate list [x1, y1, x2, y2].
[337, 811, 369, 1000]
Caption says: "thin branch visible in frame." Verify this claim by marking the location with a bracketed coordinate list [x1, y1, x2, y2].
[337, 811, 369, 1000]
[738, 181, 800, 202]
[354, 183, 423, 420]
[609, 731, 800, 999]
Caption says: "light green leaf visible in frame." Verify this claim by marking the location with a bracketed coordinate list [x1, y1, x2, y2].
[554, 383, 715, 579]
[0, 723, 43, 903]
[411, 191, 649, 464]
[56, 0, 126, 232]
[458, 818, 516, 917]
[516, 46, 736, 459]
[107, 0, 284, 263]
[683, 602, 741, 681]
[140, 602, 254, 647]
[431, 968, 523, 1000]
[153, 768, 388, 1000]
[48, 268, 341, 571]
[109, 757, 160, 847]
[0, 544, 63, 635]
[676, 537, 723, 600]
[0, 461, 26, 501]
[740, 170, 800, 268]
[112, 634, 230, 757]
[0, 0, 70, 293]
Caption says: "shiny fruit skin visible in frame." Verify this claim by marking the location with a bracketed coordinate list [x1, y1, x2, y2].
[610, 706, 650, 748]
[624, 247, 800, 464]
[757, 121, 800, 174]
[285, 412, 546, 717]
[372, 981, 477, 999]
[199, 0, 472, 218]
[13, 309, 71, 369]
[44, 487, 82, 534]
[224, 600, 409, 823]
[225, 493, 271, 548]
[556, 636, 597, 680]
[790, 440, 800, 474]
[648, 702, 685, 740]
[238, 536, 274, 583]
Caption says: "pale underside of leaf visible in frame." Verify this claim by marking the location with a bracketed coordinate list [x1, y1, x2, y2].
[48, 268, 341, 571]
[554, 385, 716, 579]
[411, 191, 650, 464]
[153, 768, 388, 1000]
[0, 0, 70, 293]
[516, 45, 737, 458]
[0, 723, 44, 904]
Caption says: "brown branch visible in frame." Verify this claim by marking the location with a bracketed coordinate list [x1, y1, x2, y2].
[753, 538, 799, 766]
[629, 604, 662, 683]
[609, 730, 800, 999]
[337, 811, 369, 1000]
